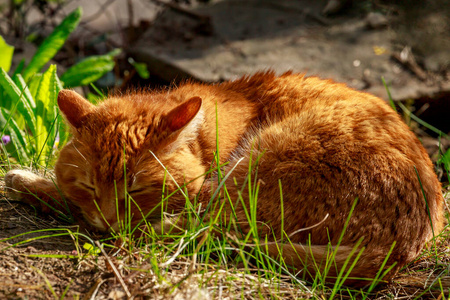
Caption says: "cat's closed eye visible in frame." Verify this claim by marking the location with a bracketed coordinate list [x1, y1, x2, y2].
[78, 182, 95, 193]
[128, 187, 151, 196]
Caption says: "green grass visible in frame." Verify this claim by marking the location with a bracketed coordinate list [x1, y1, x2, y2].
[5, 160, 448, 298]
[0, 26, 449, 298]
[2, 94, 450, 298]
[2, 127, 448, 298]
[2, 101, 450, 299]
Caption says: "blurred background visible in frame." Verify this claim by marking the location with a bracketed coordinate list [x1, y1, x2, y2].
[0, 0, 449, 164]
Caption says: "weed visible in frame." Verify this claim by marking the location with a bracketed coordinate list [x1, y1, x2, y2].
[0, 7, 119, 168]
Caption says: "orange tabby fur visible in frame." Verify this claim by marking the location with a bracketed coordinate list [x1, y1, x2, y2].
[5, 71, 444, 286]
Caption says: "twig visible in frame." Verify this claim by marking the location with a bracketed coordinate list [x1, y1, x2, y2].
[127, 0, 134, 28]
[159, 237, 185, 268]
[82, 278, 105, 300]
[392, 46, 427, 81]
[95, 241, 131, 298]
[80, 0, 117, 25]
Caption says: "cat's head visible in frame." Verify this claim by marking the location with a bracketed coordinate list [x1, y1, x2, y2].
[54, 90, 206, 232]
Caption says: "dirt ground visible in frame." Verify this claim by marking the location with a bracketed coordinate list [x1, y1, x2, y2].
[1, 192, 449, 299]
[0, 191, 97, 299]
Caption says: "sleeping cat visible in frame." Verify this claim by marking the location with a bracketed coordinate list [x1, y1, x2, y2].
[5, 71, 444, 286]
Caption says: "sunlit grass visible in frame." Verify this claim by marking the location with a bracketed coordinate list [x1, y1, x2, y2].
[1, 69, 449, 298]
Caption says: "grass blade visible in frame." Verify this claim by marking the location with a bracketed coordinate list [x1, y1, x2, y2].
[397, 101, 449, 138]
[381, 76, 396, 112]
[438, 148, 450, 178]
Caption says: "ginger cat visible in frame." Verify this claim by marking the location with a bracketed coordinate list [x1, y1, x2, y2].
[5, 71, 444, 286]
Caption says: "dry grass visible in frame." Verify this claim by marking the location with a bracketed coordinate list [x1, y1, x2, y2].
[0, 180, 449, 299]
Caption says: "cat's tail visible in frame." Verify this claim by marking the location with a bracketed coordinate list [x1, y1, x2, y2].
[264, 242, 396, 287]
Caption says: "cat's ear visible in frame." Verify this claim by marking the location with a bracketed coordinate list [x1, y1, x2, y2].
[58, 89, 95, 128]
[165, 96, 203, 132]
[157, 96, 203, 153]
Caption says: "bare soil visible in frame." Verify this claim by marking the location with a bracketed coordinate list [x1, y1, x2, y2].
[0, 190, 449, 299]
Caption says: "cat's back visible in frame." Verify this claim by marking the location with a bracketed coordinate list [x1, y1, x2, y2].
[222, 72, 429, 166]
[220, 71, 395, 123]
[220, 71, 444, 250]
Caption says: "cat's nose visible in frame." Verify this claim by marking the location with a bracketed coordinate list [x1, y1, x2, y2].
[109, 221, 120, 232]
[89, 214, 109, 232]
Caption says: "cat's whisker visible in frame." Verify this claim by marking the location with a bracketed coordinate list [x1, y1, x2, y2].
[71, 141, 87, 162]
[133, 169, 147, 179]
[61, 163, 82, 169]
[135, 154, 145, 169]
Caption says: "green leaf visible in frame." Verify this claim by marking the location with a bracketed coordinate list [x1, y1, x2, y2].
[1, 108, 29, 162]
[56, 73, 69, 149]
[0, 68, 23, 112]
[0, 105, 7, 130]
[0, 68, 37, 136]
[60, 49, 121, 87]
[13, 74, 37, 135]
[0, 68, 13, 110]
[35, 65, 60, 165]
[83, 243, 100, 255]
[438, 148, 450, 173]
[46, 73, 63, 159]
[13, 74, 36, 109]
[22, 7, 82, 81]
[57, 101, 70, 147]
[57, 113, 69, 149]
[0, 36, 14, 72]
[129, 57, 149, 79]
[28, 73, 43, 99]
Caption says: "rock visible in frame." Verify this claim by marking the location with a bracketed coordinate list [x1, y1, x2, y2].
[129, 0, 449, 102]
[366, 12, 388, 29]
[424, 51, 450, 72]
[322, 0, 349, 15]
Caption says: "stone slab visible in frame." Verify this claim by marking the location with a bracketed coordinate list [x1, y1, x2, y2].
[130, 0, 449, 101]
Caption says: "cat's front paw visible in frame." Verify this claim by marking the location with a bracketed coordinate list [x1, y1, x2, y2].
[4, 169, 42, 200]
